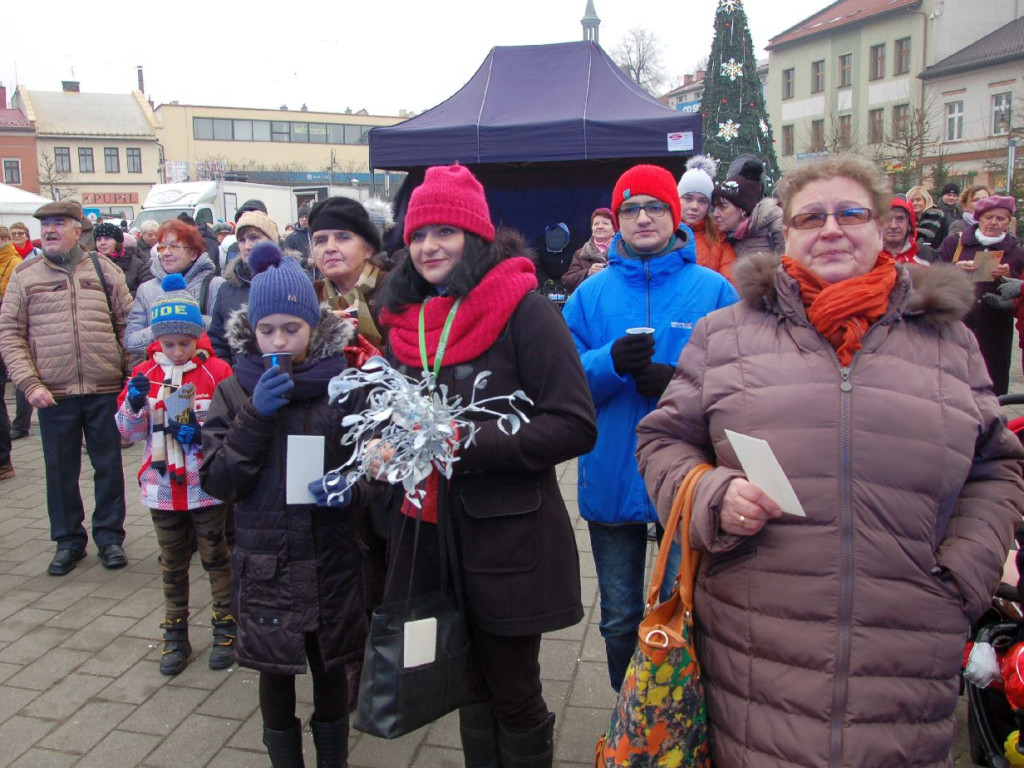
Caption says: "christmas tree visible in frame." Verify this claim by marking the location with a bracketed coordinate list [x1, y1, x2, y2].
[701, 0, 780, 188]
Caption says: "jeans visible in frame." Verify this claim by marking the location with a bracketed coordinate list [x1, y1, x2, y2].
[37, 393, 126, 551]
[588, 520, 681, 692]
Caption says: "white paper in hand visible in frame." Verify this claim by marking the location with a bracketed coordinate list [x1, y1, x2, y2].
[724, 429, 806, 517]
[404, 617, 437, 668]
[286, 435, 325, 504]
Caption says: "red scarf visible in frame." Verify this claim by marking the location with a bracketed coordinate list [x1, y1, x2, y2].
[13, 239, 34, 258]
[781, 254, 897, 366]
[381, 257, 538, 368]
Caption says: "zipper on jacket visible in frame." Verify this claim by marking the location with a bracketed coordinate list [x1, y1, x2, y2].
[829, 354, 858, 768]
[644, 259, 652, 327]
[68, 263, 85, 392]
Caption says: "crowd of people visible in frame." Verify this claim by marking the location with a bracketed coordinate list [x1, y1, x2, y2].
[0, 154, 1021, 767]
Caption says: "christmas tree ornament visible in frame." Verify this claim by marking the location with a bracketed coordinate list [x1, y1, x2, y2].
[717, 120, 740, 142]
[721, 58, 743, 81]
[718, 0, 742, 11]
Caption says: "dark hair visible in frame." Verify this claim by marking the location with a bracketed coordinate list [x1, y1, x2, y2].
[176, 212, 197, 227]
[381, 229, 516, 313]
[157, 219, 206, 254]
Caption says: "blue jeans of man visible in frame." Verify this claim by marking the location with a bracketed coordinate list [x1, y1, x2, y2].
[589, 520, 681, 692]
[37, 393, 126, 551]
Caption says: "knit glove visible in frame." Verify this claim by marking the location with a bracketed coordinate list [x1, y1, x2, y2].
[167, 411, 203, 447]
[632, 362, 675, 400]
[308, 476, 352, 508]
[251, 366, 294, 417]
[982, 292, 1017, 314]
[610, 333, 655, 376]
[997, 277, 1023, 300]
[126, 374, 150, 413]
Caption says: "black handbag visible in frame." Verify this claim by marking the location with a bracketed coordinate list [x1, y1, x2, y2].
[353, 484, 485, 738]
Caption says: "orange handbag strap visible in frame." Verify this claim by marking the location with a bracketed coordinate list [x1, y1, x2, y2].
[646, 463, 714, 614]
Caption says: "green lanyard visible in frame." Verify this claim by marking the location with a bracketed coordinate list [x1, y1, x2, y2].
[419, 298, 461, 380]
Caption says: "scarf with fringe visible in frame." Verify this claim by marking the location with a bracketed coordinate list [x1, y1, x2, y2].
[150, 349, 207, 484]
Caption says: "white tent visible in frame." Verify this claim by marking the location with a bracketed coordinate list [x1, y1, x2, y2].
[0, 183, 53, 239]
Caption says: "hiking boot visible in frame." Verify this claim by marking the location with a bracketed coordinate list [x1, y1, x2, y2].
[0, 462, 14, 481]
[160, 618, 192, 676]
[209, 613, 236, 670]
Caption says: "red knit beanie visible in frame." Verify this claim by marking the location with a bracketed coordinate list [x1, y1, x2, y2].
[403, 164, 496, 245]
[611, 165, 682, 230]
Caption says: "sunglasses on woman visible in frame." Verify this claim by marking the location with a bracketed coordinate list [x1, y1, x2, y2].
[789, 208, 873, 230]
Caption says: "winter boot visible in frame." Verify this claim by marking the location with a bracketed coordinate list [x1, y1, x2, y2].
[309, 713, 349, 768]
[159, 618, 192, 676]
[263, 717, 305, 768]
[497, 713, 555, 768]
[208, 613, 236, 670]
[459, 703, 501, 767]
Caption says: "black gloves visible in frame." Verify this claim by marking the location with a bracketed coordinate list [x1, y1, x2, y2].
[127, 374, 150, 412]
[633, 362, 675, 400]
[611, 333, 655, 376]
[167, 411, 203, 447]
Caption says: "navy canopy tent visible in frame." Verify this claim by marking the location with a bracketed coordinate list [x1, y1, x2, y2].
[369, 41, 701, 277]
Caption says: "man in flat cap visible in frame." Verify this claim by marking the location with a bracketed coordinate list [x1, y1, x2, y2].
[0, 200, 133, 576]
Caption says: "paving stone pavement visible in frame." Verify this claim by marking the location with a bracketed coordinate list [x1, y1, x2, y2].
[4, 356, 1019, 766]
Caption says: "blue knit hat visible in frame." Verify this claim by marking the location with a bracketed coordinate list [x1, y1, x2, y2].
[150, 274, 204, 338]
[248, 241, 320, 329]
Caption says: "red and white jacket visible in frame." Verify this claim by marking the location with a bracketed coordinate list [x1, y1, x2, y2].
[116, 335, 233, 511]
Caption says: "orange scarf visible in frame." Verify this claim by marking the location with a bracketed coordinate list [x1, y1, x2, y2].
[781, 254, 897, 366]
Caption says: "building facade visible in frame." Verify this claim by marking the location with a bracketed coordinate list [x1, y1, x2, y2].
[766, 0, 1023, 184]
[0, 85, 38, 195]
[13, 83, 161, 218]
[662, 62, 768, 115]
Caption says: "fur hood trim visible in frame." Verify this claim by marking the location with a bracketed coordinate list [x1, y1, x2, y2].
[734, 251, 974, 330]
[224, 302, 356, 362]
[222, 254, 251, 288]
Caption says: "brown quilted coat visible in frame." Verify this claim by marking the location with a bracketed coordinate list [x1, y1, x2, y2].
[636, 253, 1024, 768]
[0, 245, 131, 398]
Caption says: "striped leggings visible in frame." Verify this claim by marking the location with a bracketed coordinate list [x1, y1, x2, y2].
[150, 505, 231, 621]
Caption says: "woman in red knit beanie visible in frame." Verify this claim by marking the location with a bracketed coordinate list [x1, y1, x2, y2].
[378, 164, 598, 767]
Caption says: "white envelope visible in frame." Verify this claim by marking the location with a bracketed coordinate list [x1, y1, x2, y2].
[724, 429, 806, 517]
[286, 435, 325, 505]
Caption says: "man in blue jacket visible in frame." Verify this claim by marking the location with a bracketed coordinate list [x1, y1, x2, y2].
[563, 164, 738, 692]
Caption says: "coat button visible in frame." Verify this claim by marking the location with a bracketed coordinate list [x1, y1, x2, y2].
[258, 617, 265, 624]
[272, 618, 279, 625]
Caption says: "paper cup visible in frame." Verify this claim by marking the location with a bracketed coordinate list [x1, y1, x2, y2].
[262, 352, 294, 375]
[626, 327, 655, 335]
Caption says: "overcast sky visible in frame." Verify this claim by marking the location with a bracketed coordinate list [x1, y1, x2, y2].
[3, 0, 827, 116]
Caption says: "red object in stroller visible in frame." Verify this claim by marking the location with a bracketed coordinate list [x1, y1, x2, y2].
[963, 394, 1024, 767]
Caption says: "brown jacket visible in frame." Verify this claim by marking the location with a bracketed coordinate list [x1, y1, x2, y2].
[636, 253, 1024, 768]
[0, 245, 132, 398]
[0, 243, 21, 296]
[561, 238, 608, 293]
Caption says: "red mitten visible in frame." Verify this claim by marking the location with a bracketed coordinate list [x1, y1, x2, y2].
[344, 333, 383, 369]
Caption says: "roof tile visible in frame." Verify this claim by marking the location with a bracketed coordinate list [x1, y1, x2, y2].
[769, 0, 921, 49]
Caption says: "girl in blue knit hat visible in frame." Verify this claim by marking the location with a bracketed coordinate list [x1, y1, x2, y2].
[199, 241, 377, 768]
[115, 273, 235, 677]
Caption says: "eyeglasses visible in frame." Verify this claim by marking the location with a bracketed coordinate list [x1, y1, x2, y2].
[156, 242, 189, 254]
[10, 231, 27, 239]
[788, 208, 873, 230]
[618, 202, 671, 220]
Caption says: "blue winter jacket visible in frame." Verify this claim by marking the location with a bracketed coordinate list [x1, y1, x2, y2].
[562, 230, 738, 525]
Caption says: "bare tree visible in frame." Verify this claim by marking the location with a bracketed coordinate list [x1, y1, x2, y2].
[37, 151, 75, 200]
[612, 27, 667, 94]
[876, 103, 934, 191]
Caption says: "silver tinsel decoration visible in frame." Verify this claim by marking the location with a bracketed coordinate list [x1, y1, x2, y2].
[324, 356, 533, 507]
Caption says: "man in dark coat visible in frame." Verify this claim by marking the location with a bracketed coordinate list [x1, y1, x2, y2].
[284, 203, 312, 264]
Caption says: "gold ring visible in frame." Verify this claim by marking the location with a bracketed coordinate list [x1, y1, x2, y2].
[739, 515, 747, 525]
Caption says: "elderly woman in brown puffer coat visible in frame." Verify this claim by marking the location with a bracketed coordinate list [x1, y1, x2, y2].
[636, 154, 1024, 768]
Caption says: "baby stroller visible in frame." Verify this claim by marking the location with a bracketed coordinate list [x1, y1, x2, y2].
[963, 393, 1024, 767]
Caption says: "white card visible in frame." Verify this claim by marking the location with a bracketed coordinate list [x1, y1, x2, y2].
[286, 435, 325, 504]
[403, 617, 437, 668]
[724, 429, 806, 517]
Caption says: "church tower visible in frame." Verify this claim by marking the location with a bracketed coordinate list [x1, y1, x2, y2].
[581, 0, 600, 44]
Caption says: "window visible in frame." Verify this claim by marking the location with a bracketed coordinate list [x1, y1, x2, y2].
[894, 38, 911, 75]
[869, 108, 885, 144]
[309, 123, 328, 144]
[345, 125, 370, 145]
[782, 68, 794, 100]
[193, 117, 213, 140]
[891, 104, 909, 139]
[993, 93, 1013, 134]
[946, 101, 963, 141]
[811, 61, 825, 93]
[782, 125, 794, 156]
[271, 122, 290, 142]
[126, 148, 142, 173]
[811, 119, 825, 152]
[78, 147, 94, 173]
[54, 147, 71, 173]
[253, 120, 271, 141]
[838, 54, 852, 88]
[3, 159, 21, 185]
[290, 122, 309, 143]
[870, 44, 886, 80]
[838, 115, 852, 149]
[213, 119, 233, 141]
[233, 120, 253, 141]
[104, 147, 120, 173]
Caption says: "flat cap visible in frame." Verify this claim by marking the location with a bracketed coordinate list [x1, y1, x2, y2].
[34, 200, 84, 222]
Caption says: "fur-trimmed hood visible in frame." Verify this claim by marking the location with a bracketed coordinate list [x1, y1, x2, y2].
[733, 251, 975, 332]
[222, 253, 252, 288]
[224, 303, 356, 363]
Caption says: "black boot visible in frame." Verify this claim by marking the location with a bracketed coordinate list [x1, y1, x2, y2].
[497, 713, 555, 768]
[459, 703, 500, 768]
[159, 618, 191, 676]
[309, 713, 349, 768]
[208, 613, 236, 670]
[263, 718, 305, 768]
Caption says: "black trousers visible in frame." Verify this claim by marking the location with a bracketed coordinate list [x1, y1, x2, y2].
[0, 355, 11, 466]
[37, 393, 126, 551]
[13, 387, 32, 434]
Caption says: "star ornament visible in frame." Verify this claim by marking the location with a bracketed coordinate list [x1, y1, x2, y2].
[759, 119, 770, 135]
[718, 0, 742, 12]
[717, 120, 740, 142]
[721, 58, 743, 81]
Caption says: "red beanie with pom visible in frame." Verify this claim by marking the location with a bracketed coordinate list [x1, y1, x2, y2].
[611, 165, 682, 230]
[403, 164, 496, 245]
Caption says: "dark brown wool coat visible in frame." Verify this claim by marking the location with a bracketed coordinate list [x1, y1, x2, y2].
[637, 253, 1024, 768]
